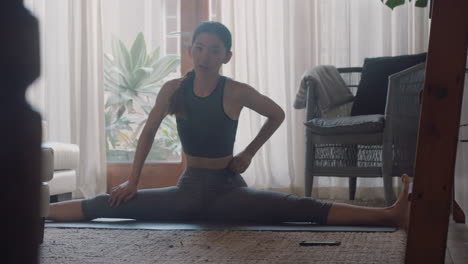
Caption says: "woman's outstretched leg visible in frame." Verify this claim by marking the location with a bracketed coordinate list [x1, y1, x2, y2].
[47, 186, 203, 222]
[326, 174, 411, 229]
[47, 200, 84, 222]
[205, 173, 410, 228]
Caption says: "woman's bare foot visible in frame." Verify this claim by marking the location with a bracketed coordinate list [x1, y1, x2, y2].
[388, 174, 411, 230]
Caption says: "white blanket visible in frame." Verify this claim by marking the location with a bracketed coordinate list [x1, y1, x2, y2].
[294, 65, 354, 113]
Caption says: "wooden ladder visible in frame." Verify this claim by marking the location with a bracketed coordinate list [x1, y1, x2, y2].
[405, 0, 468, 263]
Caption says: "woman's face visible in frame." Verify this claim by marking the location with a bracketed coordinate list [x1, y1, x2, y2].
[189, 32, 232, 74]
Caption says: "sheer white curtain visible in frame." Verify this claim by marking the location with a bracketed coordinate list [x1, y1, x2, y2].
[25, 0, 106, 198]
[216, 0, 430, 199]
[100, 0, 172, 56]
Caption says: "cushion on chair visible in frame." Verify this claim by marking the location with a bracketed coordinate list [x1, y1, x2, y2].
[49, 170, 77, 196]
[304, 114, 385, 135]
[42, 142, 80, 170]
[40, 183, 50, 217]
[350, 53, 426, 116]
[41, 147, 54, 182]
[42, 141, 79, 197]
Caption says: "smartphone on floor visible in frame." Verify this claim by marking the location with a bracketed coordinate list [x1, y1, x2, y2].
[299, 241, 341, 246]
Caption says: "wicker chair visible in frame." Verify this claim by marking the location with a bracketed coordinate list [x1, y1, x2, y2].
[303, 63, 426, 205]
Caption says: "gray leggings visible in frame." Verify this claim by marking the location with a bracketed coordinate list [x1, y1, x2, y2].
[82, 167, 332, 224]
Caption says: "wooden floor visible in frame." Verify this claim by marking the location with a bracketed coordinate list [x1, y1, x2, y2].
[445, 220, 468, 264]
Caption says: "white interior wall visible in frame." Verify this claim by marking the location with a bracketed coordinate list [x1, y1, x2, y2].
[454, 57, 468, 221]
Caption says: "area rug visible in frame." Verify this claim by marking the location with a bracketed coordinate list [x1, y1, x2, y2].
[40, 228, 407, 264]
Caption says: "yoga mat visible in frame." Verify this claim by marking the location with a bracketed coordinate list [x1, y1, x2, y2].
[45, 218, 397, 232]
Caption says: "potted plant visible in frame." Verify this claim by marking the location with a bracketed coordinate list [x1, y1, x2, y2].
[104, 32, 181, 162]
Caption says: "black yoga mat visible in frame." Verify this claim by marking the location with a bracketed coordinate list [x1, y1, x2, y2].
[45, 218, 397, 232]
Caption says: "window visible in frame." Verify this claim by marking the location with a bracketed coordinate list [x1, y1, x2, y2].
[102, 0, 182, 163]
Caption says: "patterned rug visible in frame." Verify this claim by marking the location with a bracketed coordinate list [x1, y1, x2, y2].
[41, 228, 406, 264]
[41, 199, 406, 264]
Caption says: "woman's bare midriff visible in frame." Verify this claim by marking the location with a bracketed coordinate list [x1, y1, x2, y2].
[185, 153, 233, 169]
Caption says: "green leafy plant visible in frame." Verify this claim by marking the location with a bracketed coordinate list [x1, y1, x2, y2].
[381, 0, 428, 9]
[104, 33, 181, 161]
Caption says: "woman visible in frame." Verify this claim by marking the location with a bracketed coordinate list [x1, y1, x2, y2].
[48, 21, 410, 228]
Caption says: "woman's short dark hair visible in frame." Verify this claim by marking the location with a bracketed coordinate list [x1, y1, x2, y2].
[168, 21, 232, 117]
[192, 21, 232, 52]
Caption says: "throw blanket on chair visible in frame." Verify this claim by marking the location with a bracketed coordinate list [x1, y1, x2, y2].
[294, 65, 354, 113]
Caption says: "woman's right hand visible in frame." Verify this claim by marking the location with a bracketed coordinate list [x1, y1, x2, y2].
[108, 180, 138, 207]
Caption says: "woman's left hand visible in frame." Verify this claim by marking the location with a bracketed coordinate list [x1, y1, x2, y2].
[228, 150, 253, 173]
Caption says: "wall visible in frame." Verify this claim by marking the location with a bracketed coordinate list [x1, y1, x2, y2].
[454, 60, 468, 219]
